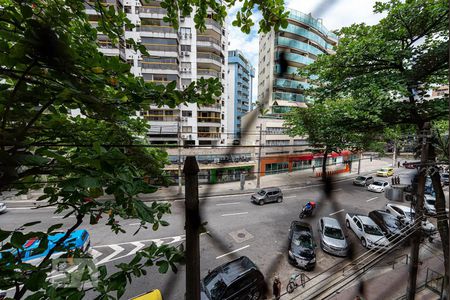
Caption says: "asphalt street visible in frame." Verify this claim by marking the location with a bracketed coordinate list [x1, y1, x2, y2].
[1, 169, 447, 299]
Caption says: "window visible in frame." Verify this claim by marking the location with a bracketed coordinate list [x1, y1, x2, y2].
[141, 37, 177, 45]
[180, 27, 191, 37]
[181, 45, 191, 52]
[182, 126, 192, 133]
[266, 140, 290, 146]
[266, 127, 286, 135]
[182, 110, 192, 117]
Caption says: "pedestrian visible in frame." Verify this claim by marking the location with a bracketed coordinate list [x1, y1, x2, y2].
[398, 161, 400, 168]
[273, 276, 281, 299]
[312, 165, 316, 173]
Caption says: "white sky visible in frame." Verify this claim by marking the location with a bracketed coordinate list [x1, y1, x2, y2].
[226, 0, 385, 104]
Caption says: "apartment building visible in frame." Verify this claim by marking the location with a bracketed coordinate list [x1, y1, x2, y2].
[241, 10, 355, 175]
[226, 50, 255, 144]
[86, 0, 229, 146]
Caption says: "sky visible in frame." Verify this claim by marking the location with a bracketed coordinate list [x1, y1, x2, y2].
[226, 0, 385, 105]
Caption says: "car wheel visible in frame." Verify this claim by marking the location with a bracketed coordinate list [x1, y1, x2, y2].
[277, 197, 282, 203]
[361, 238, 367, 248]
[258, 200, 264, 206]
[250, 290, 262, 300]
[346, 220, 350, 228]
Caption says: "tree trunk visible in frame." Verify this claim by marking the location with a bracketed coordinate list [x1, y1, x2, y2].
[429, 145, 449, 294]
[321, 147, 329, 182]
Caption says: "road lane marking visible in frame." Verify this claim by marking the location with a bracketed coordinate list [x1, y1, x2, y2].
[216, 245, 250, 259]
[332, 188, 342, 192]
[221, 212, 248, 217]
[97, 245, 124, 264]
[216, 202, 241, 206]
[52, 215, 75, 219]
[128, 222, 141, 226]
[329, 209, 345, 216]
[284, 196, 296, 199]
[366, 197, 378, 202]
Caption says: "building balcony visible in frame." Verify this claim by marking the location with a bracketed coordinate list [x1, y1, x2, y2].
[198, 69, 221, 79]
[205, 18, 222, 33]
[198, 132, 221, 139]
[198, 104, 222, 112]
[197, 52, 223, 68]
[139, 62, 178, 70]
[273, 91, 306, 102]
[197, 36, 222, 52]
[138, 6, 167, 17]
[274, 79, 310, 90]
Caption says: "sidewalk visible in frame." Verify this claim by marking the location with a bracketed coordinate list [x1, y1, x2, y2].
[138, 157, 392, 201]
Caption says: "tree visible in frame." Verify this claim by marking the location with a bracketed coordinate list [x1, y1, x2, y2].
[301, 0, 449, 293]
[0, 0, 288, 299]
[284, 98, 379, 180]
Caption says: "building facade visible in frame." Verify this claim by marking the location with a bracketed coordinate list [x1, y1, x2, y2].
[86, 0, 229, 146]
[226, 50, 255, 144]
[241, 10, 353, 176]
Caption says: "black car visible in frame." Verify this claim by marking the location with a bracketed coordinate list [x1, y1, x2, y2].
[201, 256, 266, 300]
[368, 210, 408, 242]
[287, 221, 316, 270]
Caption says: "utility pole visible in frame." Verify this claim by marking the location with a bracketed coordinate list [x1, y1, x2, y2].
[256, 125, 262, 188]
[406, 122, 430, 300]
[183, 156, 200, 300]
[177, 114, 182, 195]
[392, 142, 397, 168]
[357, 152, 362, 174]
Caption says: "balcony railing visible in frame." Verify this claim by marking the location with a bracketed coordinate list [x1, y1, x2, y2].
[205, 18, 222, 31]
[197, 35, 221, 45]
[143, 44, 178, 52]
[139, 62, 178, 70]
[197, 117, 221, 123]
[197, 52, 223, 63]
[198, 104, 222, 111]
[139, 7, 167, 14]
[198, 69, 220, 78]
[138, 25, 177, 34]
[142, 114, 179, 121]
[198, 132, 221, 138]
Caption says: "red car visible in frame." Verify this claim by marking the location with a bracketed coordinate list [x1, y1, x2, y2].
[403, 161, 419, 169]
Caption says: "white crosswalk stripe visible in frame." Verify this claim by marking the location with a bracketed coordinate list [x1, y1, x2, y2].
[97, 245, 124, 265]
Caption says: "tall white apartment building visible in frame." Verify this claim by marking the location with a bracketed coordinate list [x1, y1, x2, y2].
[86, 0, 229, 146]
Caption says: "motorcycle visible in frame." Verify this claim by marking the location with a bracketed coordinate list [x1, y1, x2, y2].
[299, 202, 315, 219]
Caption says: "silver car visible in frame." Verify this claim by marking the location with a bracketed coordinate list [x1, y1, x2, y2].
[251, 187, 283, 205]
[0, 202, 6, 214]
[318, 217, 349, 257]
[353, 175, 374, 186]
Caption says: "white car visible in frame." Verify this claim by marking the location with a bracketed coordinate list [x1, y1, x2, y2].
[424, 194, 436, 216]
[367, 181, 389, 193]
[385, 203, 435, 234]
[0, 202, 6, 214]
[345, 213, 390, 249]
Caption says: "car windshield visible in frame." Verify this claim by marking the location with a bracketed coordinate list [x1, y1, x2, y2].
[363, 224, 383, 236]
[372, 182, 383, 186]
[355, 176, 366, 181]
[204, 272, 227, 300]
[324, 227, 344, 240]
[426, 199, 435, 206]
[257, 190, 265, 196]
[404, 211, 415, 219]
[380, 168, 388, 172]
[294, 233, 313, 249]
[381, 215, 401, 228]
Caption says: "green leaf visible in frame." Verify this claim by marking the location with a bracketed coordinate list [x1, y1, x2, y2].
[0, 229, 11, 242]
[160, 220, 169, 226]
[156, 260, 169, 273]
[47, 223, 63, 233]
[25, 270, 47, 291]
[23, 221, 41, 227]
[10, 231, 27, 248]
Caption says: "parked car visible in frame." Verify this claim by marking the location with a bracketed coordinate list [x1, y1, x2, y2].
[345, 214, 390, 250]
[403, 161, 419, 169]
[201, 256, 265, 300]
[441, 173, 449, 185]
[385, 203, 436, 235]
[424, 194, 436, 216]
[367, 181, 389, 193]
[250, 187, 283, 206]
[376, 167, 394, 177]
[1, 229, 90, 266]
[288, 221, 316, 270]
[353, 176, 375, 187]
[317, 217, 349, 257]
[0, 202, 6, 214]
[368, 210, 408, 242]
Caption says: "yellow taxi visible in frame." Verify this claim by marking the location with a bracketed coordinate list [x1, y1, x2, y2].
[376, 167, 394, 177]
[130, 290, 162, 300]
